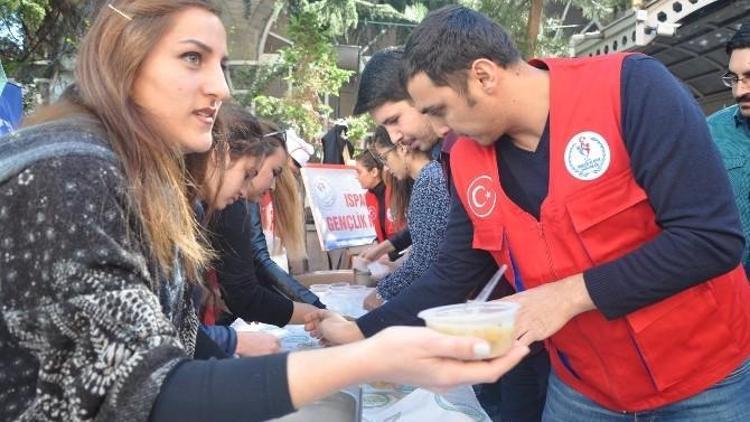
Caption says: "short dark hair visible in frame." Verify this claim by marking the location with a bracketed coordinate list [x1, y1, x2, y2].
[727, 21, 750, 56]
[403, 5, 521, 93]
[352, 47, 409, 115]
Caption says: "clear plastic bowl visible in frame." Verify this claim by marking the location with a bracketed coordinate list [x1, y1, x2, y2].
[309, 284, 330, 293]
[329, 282, 351, 290]
[418, 302, 520, 359]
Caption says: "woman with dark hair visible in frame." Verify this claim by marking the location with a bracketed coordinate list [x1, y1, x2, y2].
[360, 126, 451, 310]
[355, 145, 403, 242]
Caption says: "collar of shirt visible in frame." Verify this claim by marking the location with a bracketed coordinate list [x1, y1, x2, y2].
[442, 132, 458, 155]
[430, 141, 442, 161]
[733, 106, 750, 133]
[371, 181, 386, 197]
[428, 133, 458, 163]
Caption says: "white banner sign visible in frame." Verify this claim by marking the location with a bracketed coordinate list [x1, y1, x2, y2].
[301, 164, 377, 251]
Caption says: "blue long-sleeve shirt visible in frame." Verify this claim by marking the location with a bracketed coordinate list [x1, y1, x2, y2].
[707, 104, 750, 271]
[357, 55, 744, 336]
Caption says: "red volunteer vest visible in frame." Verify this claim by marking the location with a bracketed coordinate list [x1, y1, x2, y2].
[365, 185, 400, 242]
[450, 54, 750, 411]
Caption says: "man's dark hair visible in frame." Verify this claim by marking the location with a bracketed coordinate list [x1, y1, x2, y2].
[727, 21, 750, 56]
[403, 5, 521, 93]
[352, 47, 409, 115]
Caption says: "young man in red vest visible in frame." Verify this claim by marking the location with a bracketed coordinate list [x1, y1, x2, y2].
[307, 5, 750, 421]
[406, 5, 750, 420]
[353, 46, 550, 421]
[353, 47, 446, 264]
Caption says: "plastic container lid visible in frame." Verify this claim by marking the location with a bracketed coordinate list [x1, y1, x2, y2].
[418, 302, 519, 326]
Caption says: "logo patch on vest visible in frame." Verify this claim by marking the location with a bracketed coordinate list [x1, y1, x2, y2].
[467, 175, 497, 218]
[564, 131, 611, 181]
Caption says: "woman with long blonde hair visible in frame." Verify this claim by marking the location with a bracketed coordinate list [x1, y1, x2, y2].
[0, 2, 529, 421]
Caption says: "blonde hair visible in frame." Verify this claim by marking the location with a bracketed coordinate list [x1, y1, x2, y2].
[26, 0, 221, 282]
[270, 162, 306, 260]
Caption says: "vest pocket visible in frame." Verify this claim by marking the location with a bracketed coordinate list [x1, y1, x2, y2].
[625, 284, 741, 391]
[472, 225, 504, 252]
[556, 349, 582, 380]
[566, 172, 658, 265]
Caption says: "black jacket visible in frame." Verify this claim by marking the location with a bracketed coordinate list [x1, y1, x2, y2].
[321, 124, 353, 164]
[248, 202, 325, 308]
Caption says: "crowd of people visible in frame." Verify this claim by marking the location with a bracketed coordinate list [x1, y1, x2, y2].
[1, 1, 749, 422]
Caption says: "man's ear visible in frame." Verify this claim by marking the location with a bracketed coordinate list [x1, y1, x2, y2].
[469, 58, 500, 93]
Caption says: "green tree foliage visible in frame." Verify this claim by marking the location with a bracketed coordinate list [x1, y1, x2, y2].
[305, 0, 359, 37]
[344, 113, 375, 147]
[252, 0, 415, 141]
[1, 0, 103, 80]
[458, 0, 630, 57]
[0, 0, 48, 33]
[253, 1, 356, 140]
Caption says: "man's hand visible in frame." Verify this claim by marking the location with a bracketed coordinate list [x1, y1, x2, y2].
[304, 309, 364, 345]
[363, 289, 384, 311]
[235, 331, 281, 356]
[501, 273, 595, 346]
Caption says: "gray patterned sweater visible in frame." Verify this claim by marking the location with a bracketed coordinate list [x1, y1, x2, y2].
[377, 160, 450, 300]
[0, 119, 292, 422]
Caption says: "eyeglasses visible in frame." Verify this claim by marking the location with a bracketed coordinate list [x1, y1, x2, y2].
[721, 72, 750, 88]
[262, 129, 287, 146]
[370, 146, 396, 166]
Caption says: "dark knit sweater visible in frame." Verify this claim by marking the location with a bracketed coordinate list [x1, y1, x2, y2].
[0, 119, 293, 422]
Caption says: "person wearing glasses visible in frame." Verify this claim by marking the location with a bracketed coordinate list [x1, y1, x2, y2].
[189, 103, 324, 353]
[308, 6, 750, 421]
[708, 21, 750, 275]
[358, 125, 450, 310]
